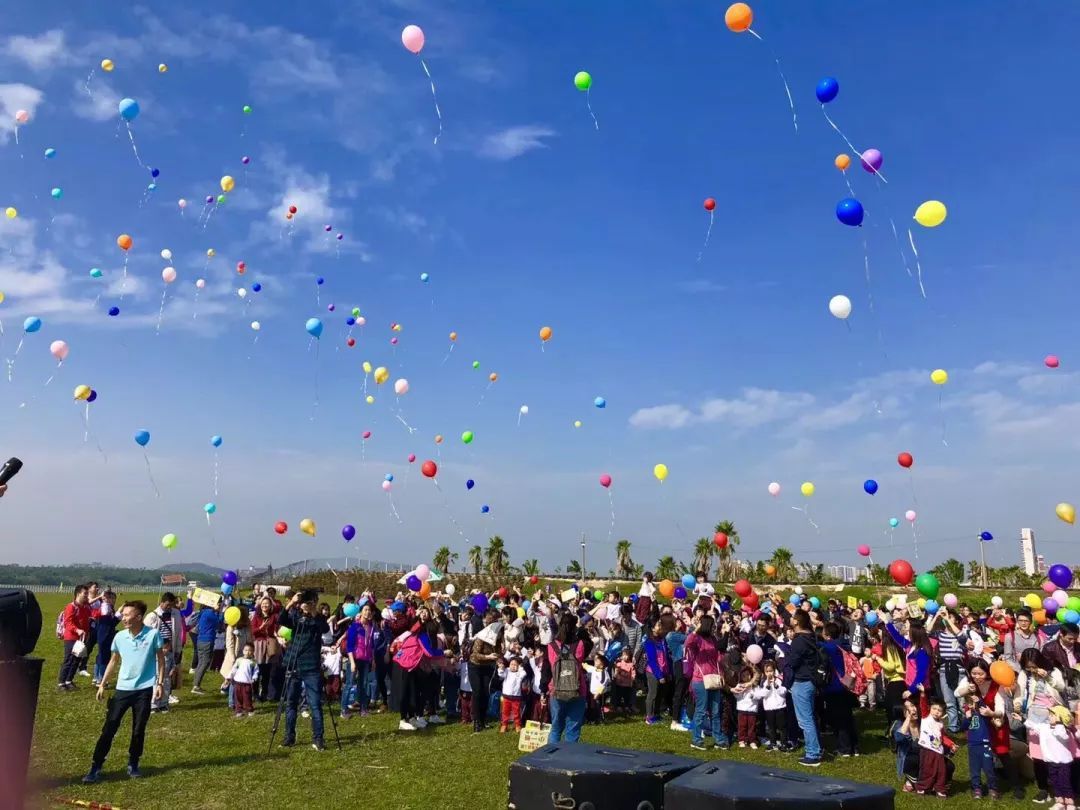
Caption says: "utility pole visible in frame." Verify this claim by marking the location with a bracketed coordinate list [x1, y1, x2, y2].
[580, 533, 586, 581]
[979, 536, 989, 589]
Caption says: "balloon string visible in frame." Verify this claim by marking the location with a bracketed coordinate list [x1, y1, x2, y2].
[125, 123, 145, 169]
[84, 68, 95, 99]
[156, 287, 168, 334]
[192, 290, 201, 320]
[143, 451, 161, 498]
[420, 59, 443, 145]
[432, 478, 469, 545]
[213, 451, 220, 497]
[517, 410, 524, 427]
[120, 255, 129, 301]
[842, 170, 855, 198]
[584, 87, 599, 131]
[697, 209, 714, 263]
[791, 505, 820, 533]
[311, 340, 320, 421]
[907, 228, 927, 299]
[395, 412, 418, 435]
[78, 406, 109, 463]
[938, 389, 949, 448]
[889, 217, 913, 278]
[748, 29, 797, 132]
[477, 381, 493, 406]
[820, 107, 887, 183]
[387, 492, 403, 524]
[911, 522, 919, 561]
[607, 489, 616, 546]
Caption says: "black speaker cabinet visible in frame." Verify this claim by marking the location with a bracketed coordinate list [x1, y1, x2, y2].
[0, 656, 43, 808]
[665, 760, 895, 810]
[508, 743, 699, 810]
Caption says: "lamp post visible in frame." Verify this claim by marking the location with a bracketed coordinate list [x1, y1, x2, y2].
[580, 534, 586, 580]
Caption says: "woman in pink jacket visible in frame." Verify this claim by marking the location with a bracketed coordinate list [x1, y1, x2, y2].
[684, 615, 728, 750]
[392, 615, 444, 732]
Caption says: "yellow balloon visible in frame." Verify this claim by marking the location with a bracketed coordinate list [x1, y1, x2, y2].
[5, 207, 17, 219]
[220, 175, 235, 193]
[158, 63, 168, 73]
[653, 463, 668, 482]
[73, 384, 91, 401]
[930, 369, 948, 385]
[801, 481, 815, 497]
[1056, 502, 1076, 525]
[365, 395, 375, 404]
[1023, 593, 1043, 610]
[224, 606, 241, 626]
[914, 200, 947, 228]
[392, 323, 402, 332]
[101, 59, 114, 72]
[373, 366, 389, 385]
[573, 420, 582, 428]
[206, 248, 215, 257]
[0, 291, 4, 304]
[300, 518, 317, 536]
[362, 361, 372, 374]
[161, 533, 178, 550]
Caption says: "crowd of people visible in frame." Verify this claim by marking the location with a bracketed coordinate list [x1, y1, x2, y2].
[57, 572, 1080, 808]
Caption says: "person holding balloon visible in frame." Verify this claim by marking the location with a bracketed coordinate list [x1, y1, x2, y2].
[926, 607, 966, 734]
[883, 613, 933, 718]
[345, 601, 378, 718]
[219, 606, 252, 710]
[955, 659, 1016, 800]
[191, 597, 224, 694]
[1014, 648, 1067, 804]
[251, 596, 282, 702]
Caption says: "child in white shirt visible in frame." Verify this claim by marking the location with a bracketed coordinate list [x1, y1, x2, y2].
[759, 660, 788, 749]
[732, 665, 763, 748]
[229, 643, 258, 717]
[498, 657, 528, 733]
[915, 700, 954, 797]
[1029, 706, 1077, 810]
[457, 659, 473, 725]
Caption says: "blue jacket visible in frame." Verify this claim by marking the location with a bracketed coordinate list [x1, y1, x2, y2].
[821, 639, 845, 694]
[196, 606, 222, 640]
[666, 630, 687, 663]
[644, 638, 670, 680]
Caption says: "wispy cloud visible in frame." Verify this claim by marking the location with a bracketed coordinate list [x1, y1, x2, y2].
[630, 388, 815, 431]
[479, 125, 556, 161]
[0, 83, 44, 142]
[3, 29, 70, 70]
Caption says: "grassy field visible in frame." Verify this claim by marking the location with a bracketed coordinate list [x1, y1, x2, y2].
[27, 589, 1016, 810]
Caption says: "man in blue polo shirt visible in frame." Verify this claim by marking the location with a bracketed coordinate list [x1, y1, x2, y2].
[83, 600, 165, 783]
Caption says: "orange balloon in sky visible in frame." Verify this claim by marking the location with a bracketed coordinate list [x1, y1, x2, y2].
[449, 331, 457, 342]
[539, 326, 552, 342]
[489, 372, 498, 382]
[725, 2, 753, 33]
[116, 234, 133, 251]
[434, 434, 443, 444]
[835, 154, 851, 171]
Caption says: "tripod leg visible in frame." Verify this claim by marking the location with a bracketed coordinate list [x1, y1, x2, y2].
[321, 673, 343, 750]
[268, 670, 292, 754]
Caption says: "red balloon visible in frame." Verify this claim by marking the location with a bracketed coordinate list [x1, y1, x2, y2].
[889, 559, 914, 586]
[236, 261, 246, 274]
[362, 430, 371, 439]
[421, 459, 437, 478]
[897, 452, 913, 469]
[734, 579, 752, 598]
[497, 586, 509, 599]
[599, 474, 612, 488]
[714, 532, 728, 549]
[529, 575, 539, 585]
[288, 205, 298, 214]
[346, 337, 356, 347]
[703, 197, 716, 211]
[741, 592, 760, 611]
[274, 521, 288, 535]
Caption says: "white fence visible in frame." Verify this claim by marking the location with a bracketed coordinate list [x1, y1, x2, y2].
[1, 584, 177, 594]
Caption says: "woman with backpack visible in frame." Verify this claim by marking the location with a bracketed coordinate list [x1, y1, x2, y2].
[821, 621, 859, 757]
[540, 613, 590, 744]
[785, 610, 824, 767]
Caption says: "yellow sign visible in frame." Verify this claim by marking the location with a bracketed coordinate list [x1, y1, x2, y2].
[847, 596, 858, 609]
[191, 587, 223, 608]
[518, 720, 551, 753]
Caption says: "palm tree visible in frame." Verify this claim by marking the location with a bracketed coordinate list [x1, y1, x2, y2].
[615, 539, 635, 578]
[693, 537, 714, 580]
[433, 546, 458, 574]
[486, 536, 509, 575]
[469, 545, 484, 575]
[522, 559, 541, 577]
[655, 556, 678, 581]
[769, 547, 798, 582]
[567, 559, 583, 578]
[931, 558, 965, 585]
[630, 563, 645, 579]
[714, 521, 740, 582]
[806, 563, 826, 584]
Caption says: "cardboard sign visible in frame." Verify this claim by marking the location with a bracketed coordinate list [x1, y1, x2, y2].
[191, 587, 223, 608]
[847, 596, 858, 609]
[518, 720, 551, 753]
[560, 588, 578, 603]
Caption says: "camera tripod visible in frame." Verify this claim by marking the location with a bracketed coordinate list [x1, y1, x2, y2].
[267, 618, 342, 752]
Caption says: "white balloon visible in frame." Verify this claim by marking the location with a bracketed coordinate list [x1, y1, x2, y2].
[195, 278, 206, 289]
[160, 248, 173, 261]
[445, 583, 456, 596]
[237, 288, 247, 298]
[767, 482, 781, 496]
[1053, 590, 1069, 605]
[828, 294, 852, 320]
[250, 321, 261, 331]
[991, 596, 1003, 608]
[519, 405, 529, 415]
[793, 586, 803, 595]
[161, 267, 177, 284]
[394, 378, 409, 396]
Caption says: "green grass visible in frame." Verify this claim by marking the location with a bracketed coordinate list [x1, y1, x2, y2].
[29, 590, 1000, 809]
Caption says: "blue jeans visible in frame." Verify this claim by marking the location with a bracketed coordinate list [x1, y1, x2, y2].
[691, 682, 728, 746]
[548, 696, 586, 743]
[791, 680, 821, 760]
[968, 740, 997, 792]
[353, 659, 371, 711]
[444, 670, 459, 717]
[938, 668, 960, 733]
[342, 656, 354, 707]
[285, 672, 324, 743]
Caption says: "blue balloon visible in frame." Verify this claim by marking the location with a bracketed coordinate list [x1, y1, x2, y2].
[681, 573, 696, 590]
[719, 599, 732, 612]
[343, 603, 360, 618]
[865, 611, 879, 627]
[836, 198, 864, 227]
[629, 593, 639, 603]
[118, 98, 140, 121]
[134, 429, 150, 447]
[789, 593, 801, 605]
[809, 596, 821, 609]
[315, 277, 325, 286]
[481, 505, 490, 514]
[44, 147, 56, 159]
[51, 187, 63, 199]
[22, 316, 41, 333]
[1064, 610, 1080, 625]
[87, 390, 98, 403]
[674, 586, 688, 600]
[385, 473, 394, 482]
[346, 317, 356, 326]
[863, 479, 878, 496]
[466, 479, 475, 490]
[594, 396, 606, 409]
[150, 168, 160, 178]
[420, 272, 430, 282]
[889, 517, 900, 528]
[211, 435, 223, 447]
[406, 574, 422, 592]
[90, 268, 103, 278]
[221, 583, 233, 595]
[108, 306, 120, 317]
[252, 283, 262, 293]
[980, 531, 993, 542]
[522, 600, 532, 611]
[204, 502, 216, 515]
[815, 77, 839, 104]
[305, 317, 323, 338]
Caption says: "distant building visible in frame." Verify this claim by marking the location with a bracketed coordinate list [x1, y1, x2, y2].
[160, 573, 187, 587]
[1021, 528, 1038, 576]
[1036, 554, 1048, 576]
[828, 565, 859, 583]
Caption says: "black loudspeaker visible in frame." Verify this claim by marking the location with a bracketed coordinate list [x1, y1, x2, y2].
[0, 589, 42, 659]
[0, 656, 43, 807]
[665, 760, 895, 810]
[508, 743, 700, 810]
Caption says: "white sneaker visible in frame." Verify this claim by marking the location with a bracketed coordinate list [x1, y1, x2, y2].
[412, 716, 428, 728]
[301, 710, 310, 719]
[671, 721, 689, 732]
[188, 668, 196, 675]
[78, 670, 91, 678]
[398, 720, 417, 731]
[427, 715, 445, 725]
[168, 695, 180, 705]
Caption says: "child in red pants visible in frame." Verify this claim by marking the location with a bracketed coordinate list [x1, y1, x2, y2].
[499, 658, 528, 733]
[458, 659, 473, 724]
[914, 700, 955, 796]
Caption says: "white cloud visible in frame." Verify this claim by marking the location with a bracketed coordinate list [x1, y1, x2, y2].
[479, 125, 556, 160]
[630, 388, 815, 431]
[4, 30, 70, 70]
[628, 404, 694, 429]
[0, 83, 44, 142]
[69, 77, 120, 122]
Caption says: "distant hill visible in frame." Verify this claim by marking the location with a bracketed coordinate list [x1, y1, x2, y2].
[159, 562, 229, 578]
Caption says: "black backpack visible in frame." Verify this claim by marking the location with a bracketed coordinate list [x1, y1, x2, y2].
[811, 642, 834, 690]
[553, 643, 581, 702]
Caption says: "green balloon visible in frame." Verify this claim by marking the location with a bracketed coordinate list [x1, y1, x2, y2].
[574, 71, 592, 91]
[472, 360, 480, 369]
[216, 194, 226, 204]
[1067, 596, 1080, 614]
[242, 105, 253, 114]
[351, 307, 361, 317]
[593, 589, 603, 600]
[914, 572, 940, 600]
[462, 430, 474, 444]
[278, 626, 293, 642]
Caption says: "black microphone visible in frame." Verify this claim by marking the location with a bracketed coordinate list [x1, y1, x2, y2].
[0, 458, 22, 486]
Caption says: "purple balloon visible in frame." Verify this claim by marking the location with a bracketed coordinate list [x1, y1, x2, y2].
[87, 389, 98, 403]
[241, 156, 250, 165]
[324, 224, 332, 232]
[1049, 563, 1073, 590]
[342, 524, 355, 542]
[860, 148, 883, 174]
[674, 586, 688, 600]
[205, 195, 214, 204]
[406, 574, 422, 592]
[336, 233, 344, 240]
[222, 570, 238, 586]
[327, 303, 336, 312]
[1044, 598, 1059, 615]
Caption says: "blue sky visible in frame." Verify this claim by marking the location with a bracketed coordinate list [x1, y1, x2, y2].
[2, 1, 1080, 576]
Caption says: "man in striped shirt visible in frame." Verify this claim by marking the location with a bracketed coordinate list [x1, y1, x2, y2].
[927, 608, 965, 734]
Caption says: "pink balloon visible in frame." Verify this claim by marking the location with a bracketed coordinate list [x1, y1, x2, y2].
[178, 198, 187, 209]
[408, 453, 416, 462]
[14, 109, 29, 125]
[416, 564, 431, 581]
[401, 24, 425, 54]
[195, 278, 206, 289]
[857, 544, 871, 557]
[49, 340, 69, 362]
[745, 644, 764, 665]
[362, 430, 372, 439]
[1046, 355, 1060, 369]
[767, 482, 781, 497]
[1043, 581, 1057, 594]
[905, 510, 917, 522]
[599, 474, 612, 488]
[357, 317, 366, 327]
[161, 267, 177, 284]
[381, 480, 392, 491]
[390, 337, 398, 345]
[943, 593, 958, 608]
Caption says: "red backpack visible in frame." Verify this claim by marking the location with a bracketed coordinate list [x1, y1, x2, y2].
[839, 648, 867, 695]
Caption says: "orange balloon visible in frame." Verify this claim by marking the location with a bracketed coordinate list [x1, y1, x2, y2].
[539, 326, 552, 342]
[989, 660, 1016, 688]
[1033, 609, 1047, 626]
[449, 331, 457, 342]
[765, 564, 777, 576]
[725, 2, 753, 33]
[658, 579, 675, 599]
[489, 372, 498, 382]
[834, 154, 851, 171]
[418, 581, 432, 600]
[116, 234, 133, 251]
[434, 434, 443, 444]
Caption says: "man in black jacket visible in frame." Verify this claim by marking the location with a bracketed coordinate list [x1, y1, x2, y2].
[278, 590, 331, 750]
[786, 611, 823, 767]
